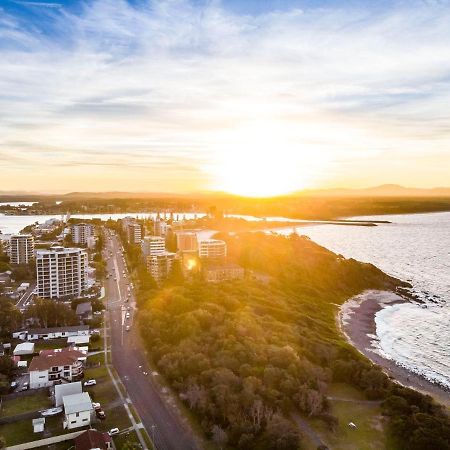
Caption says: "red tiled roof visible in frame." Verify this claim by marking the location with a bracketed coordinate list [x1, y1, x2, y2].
[75, 429, 112, 450]
[29, 349, 84, 372]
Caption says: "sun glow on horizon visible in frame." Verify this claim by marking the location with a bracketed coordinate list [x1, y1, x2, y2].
[209, 121, 326, 197]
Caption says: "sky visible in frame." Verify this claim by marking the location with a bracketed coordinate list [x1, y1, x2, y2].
[1, 0, 450, 196]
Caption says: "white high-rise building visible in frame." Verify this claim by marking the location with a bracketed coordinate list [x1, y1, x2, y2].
[71, 223, 94, 245]
[9, 234, 34, 264]
[36, 247, 88, 299]
[199, 239, 227, 259]
[141, 236, 166, 258]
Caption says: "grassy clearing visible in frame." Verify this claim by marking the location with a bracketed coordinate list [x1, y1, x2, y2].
[94, 404, 132, 433]
[328, 382, 369, 401]
[0, 391, 52, 417]
[33, 339, 67, 352]
[84, 363, 108, 380]
[0, 413, 72, 446]
[87, 379, 117, 405]
[307, 400, 389, 450]
[114, 430, 142, 449]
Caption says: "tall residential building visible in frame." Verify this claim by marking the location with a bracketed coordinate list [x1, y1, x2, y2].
[176, 232, 198, 252]
[199, 239, 227, 260]
[127, 223, 142, 244]
[153, 218, 168, 237]
[71, 223, 94, 245]
[9, 234, 34, 264]
[36, 247, 88, 299]
[141, 236, 165, 258]
[146, 252, 176, 281]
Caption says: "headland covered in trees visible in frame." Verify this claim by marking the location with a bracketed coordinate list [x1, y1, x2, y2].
[135, 232, 450, 450]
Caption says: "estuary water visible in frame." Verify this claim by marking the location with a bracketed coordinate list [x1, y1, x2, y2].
[278, 212, 450, 388]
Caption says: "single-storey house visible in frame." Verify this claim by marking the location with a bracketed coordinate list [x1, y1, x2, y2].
[13, 325, 89, 341]
[75, 302, 93, 321]
[13, 342, 35, 356]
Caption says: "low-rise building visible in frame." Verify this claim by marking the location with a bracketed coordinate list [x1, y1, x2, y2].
[63, 392, 93, 430]
[75, 302, 93, 321]
[29, 348, 85, 389]
[204, 264, 245, 283]
[13, 325, 89, 341]
[13, 342, 35, 356]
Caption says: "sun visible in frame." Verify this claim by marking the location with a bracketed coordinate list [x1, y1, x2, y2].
[209, 121, 320, 197]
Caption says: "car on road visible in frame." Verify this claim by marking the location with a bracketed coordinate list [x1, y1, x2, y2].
[84, 379, 97, 387]
[125, 325, 130, 331]
[108, 428, 120, 436]
[125, 312, 130, 319]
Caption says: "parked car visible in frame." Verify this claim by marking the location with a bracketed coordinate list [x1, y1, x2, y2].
[108, 428, 120, 436]
[96, 409, 106, 420]
[10, 381, 18, 390]
[21, 382, 29, 391]
[125, 325, 130, 332]
[125, 312, 130, 319]
[84, 379, 97, 387]
[92, 402, 101, 410]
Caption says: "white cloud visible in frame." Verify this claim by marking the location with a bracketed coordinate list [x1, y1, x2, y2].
[1, 0, 450, 192]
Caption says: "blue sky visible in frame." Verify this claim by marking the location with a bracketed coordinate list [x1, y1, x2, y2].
[1, 0, 450, 194]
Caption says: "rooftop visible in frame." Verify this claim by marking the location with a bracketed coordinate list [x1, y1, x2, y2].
[63, 392, 93, 414]
[75, 429, 112, 450]
[29, 349, 84, 371]
[26, 325, 89, 335]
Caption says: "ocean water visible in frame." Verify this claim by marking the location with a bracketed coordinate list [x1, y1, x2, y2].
[276, 212, 450, 388]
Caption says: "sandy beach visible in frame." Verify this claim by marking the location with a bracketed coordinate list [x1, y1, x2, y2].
[339, 290, 450, 408]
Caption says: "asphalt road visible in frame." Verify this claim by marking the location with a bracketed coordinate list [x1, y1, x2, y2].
[103, 229, 200, 450]
[16, 282, 36, 311]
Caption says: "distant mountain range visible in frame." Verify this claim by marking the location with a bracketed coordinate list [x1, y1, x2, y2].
[1, 184, 450, 200]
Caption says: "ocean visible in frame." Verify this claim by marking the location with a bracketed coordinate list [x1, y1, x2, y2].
[278, 212, 450, 388]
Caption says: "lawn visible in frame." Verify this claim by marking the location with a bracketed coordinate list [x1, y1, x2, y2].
[86, 379, 118, 405]
[0, 391, 52, 417]
[114, 430, 142, 449]
[33, 339, 68, 352]
[0, 412, 72, 446]
[307, 399, 390, 450]
[93, 404, 132, 433]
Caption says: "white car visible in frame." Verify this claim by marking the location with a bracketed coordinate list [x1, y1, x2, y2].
[125, 325, 130, 332]
[84, 379, 97, 387]
[108, 428, 120, 436]
[125, 312, 130, 319]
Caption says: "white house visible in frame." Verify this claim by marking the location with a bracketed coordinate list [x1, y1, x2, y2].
[29, 348, 85, 389]
[55, 381, 82, 407]
[13, 342, 35, 356]
[14, 325, 89, 341]
[63, 392, 93, 430]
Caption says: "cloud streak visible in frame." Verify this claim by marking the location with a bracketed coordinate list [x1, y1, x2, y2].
[1, 0, 450, 192]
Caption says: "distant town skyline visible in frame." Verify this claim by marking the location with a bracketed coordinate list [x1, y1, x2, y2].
[1, 0, 450, 196]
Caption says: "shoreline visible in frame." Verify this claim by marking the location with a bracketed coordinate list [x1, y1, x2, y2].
[339, 290, 450, 408]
